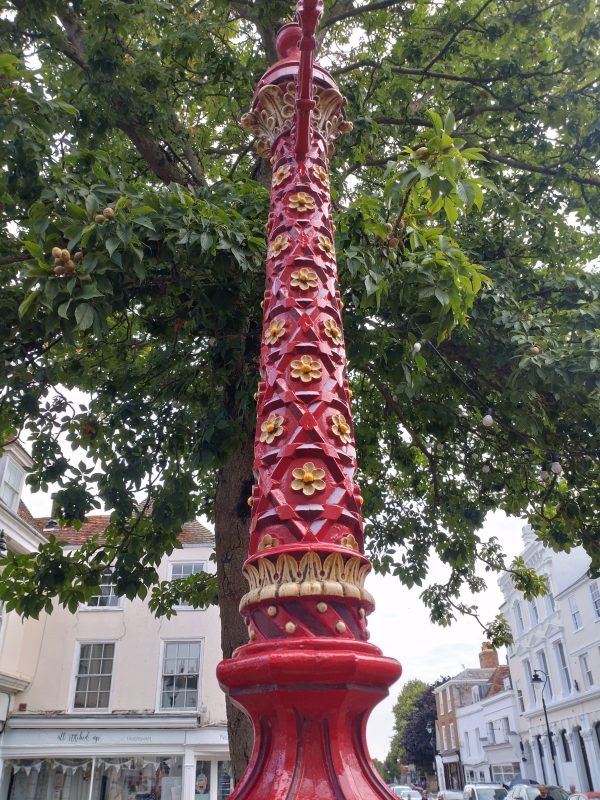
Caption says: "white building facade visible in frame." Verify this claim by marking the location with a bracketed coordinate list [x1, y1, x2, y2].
[499, 526, 600, 791]
[0, 448, 232, 800]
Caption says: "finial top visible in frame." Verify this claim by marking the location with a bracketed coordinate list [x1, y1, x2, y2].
[276, 23, 302, 59]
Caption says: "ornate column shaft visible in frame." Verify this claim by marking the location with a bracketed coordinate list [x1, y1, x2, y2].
[217, 10, 401, 800]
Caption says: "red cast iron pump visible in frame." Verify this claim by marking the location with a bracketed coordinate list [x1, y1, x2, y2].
[217, 3, 402, 797]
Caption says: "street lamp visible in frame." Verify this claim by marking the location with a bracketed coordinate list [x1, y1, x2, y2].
[426, 724, 437, 786]
[531, 669, 559, 784]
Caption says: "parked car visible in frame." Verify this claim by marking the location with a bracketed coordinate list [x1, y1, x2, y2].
[391, 787, 415, 797]
[438, 792, 464, 800]
[569, 795, 600, 800]
[398, 791, 424, 800]
[464, 784, 508, 800]
[507, 785, 569, 800]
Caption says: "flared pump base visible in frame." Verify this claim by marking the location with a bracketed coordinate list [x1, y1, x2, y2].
[218, 640, 402, 800]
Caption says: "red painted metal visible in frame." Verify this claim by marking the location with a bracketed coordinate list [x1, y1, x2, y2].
[217, 7, 401, 798]
[294, 0, 323, 159]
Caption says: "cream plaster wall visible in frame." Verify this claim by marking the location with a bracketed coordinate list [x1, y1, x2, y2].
[14, 544, 227, 724]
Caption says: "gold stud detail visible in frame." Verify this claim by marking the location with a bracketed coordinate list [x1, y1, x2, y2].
[335, 621, 347, 633]
[267, 605, 278, 617]
[316, 602, 328, 614]
[285, 622, 297, 634]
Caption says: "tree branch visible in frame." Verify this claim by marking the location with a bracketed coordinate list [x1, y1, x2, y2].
[420, 0, 495, 75]
[321, 0, 404, 29]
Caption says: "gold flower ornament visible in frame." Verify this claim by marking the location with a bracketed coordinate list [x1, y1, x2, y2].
[331, 413, 351, 443]
[272, 164, 292, 187]
[291, 462, 326, 496]
[265, 318, 285, 345]
[290, 268, 318, 290]
[313, 165, 329, 185]
[269, 234, 290, 259]
[259, 414, 284, 444]
[288, 192, 315, 213]
[291, 354, 321, 382]
[317, 234, 334, 257]
[323, 319, 343, 345]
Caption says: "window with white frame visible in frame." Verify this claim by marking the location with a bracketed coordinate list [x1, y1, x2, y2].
[580, 652, 594, 688]
[568, 594, 582, 631]
[441, 725, 448, 751]
[450, 722, 456, 749]
[471, 685, 480, 703]
[487, 721, 495, 744]
[446, 686, 452, 712]
[160, 641, 201, 710]
[86, 568, 120, 607]
[590, 581, 600, 619]
[492, 765, 520, 783]
[170, 562, 207, 607]
[73, 642, 115, 709]
[513, 600, 525, 635]
[475, 727, 481, 754]
[499, 717, 510, 743]
[553, 640, 572, 694]
[528, 599, 539, 627]
[465, 731, 471, 756]
[0, 457, 24, 512]
[543, 579, 556, 615]
[517, 687, 525, 713]
[523, 658, 536, 704]
[536, 650, 553, 699]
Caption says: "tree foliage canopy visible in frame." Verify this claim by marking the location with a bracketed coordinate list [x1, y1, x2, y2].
[384, 678, 429, 781]
[1, 0, 600, 645]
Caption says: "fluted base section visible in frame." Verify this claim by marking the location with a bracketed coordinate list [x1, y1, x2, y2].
[218, 640, 401, 800]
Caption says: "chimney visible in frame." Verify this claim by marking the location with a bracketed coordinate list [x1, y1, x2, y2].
[479, 642, 499, 669]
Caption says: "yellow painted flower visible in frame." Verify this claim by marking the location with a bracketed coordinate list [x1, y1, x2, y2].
[259, 414, 284, 444]
[258, 533, 279, 550]
[317, 234, 334, 257]
[291, 461, 326, 496]
[269, 234, 290, 259]
[313, 165, 329, 184]
[290, 268, 318, 290]
[323, 319, 343, 345]
[340, 534, 359, 551]
[290, 354, 321, 382]
[288, 192, 315, 213]
[265, 318, 285, 345]
[331, 413, 351, 443]
[272, 163, 292, 187]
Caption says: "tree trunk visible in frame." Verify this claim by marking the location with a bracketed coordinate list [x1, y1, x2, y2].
[214, 434, 255, 782]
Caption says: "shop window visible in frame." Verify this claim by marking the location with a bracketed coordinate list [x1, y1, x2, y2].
[195, 760, 211, 799]
[217, 761, 233, 800]
[170, 561, 207, 607]
[561, 729, 572, 761]
[86, 568, 120, 608]
[73, 642, 115, 709]
[160, 640, 201, 709]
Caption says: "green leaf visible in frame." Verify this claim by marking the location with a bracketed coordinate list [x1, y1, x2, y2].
[21, 240, 43, 259]
[74, 304, 94, 331]
[444, 109, 455, 135]
[444, 197, 458, 224]
[18, 290, 41, 320]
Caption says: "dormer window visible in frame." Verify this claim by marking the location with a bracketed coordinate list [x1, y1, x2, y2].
[0, 456, 25, 512]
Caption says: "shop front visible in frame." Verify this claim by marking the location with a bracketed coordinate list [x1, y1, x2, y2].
[0, 718, 232, 800]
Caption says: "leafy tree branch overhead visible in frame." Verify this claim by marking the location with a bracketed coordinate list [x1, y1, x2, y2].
[1, 0, 599, 719]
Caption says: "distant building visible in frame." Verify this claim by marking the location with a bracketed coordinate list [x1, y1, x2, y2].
[499, 525, 600, 790]
[0, 441, 232, 800]
[0, 440, 47, 736]
[434, 644, 505, 789]
[455, 647, 521, 784]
